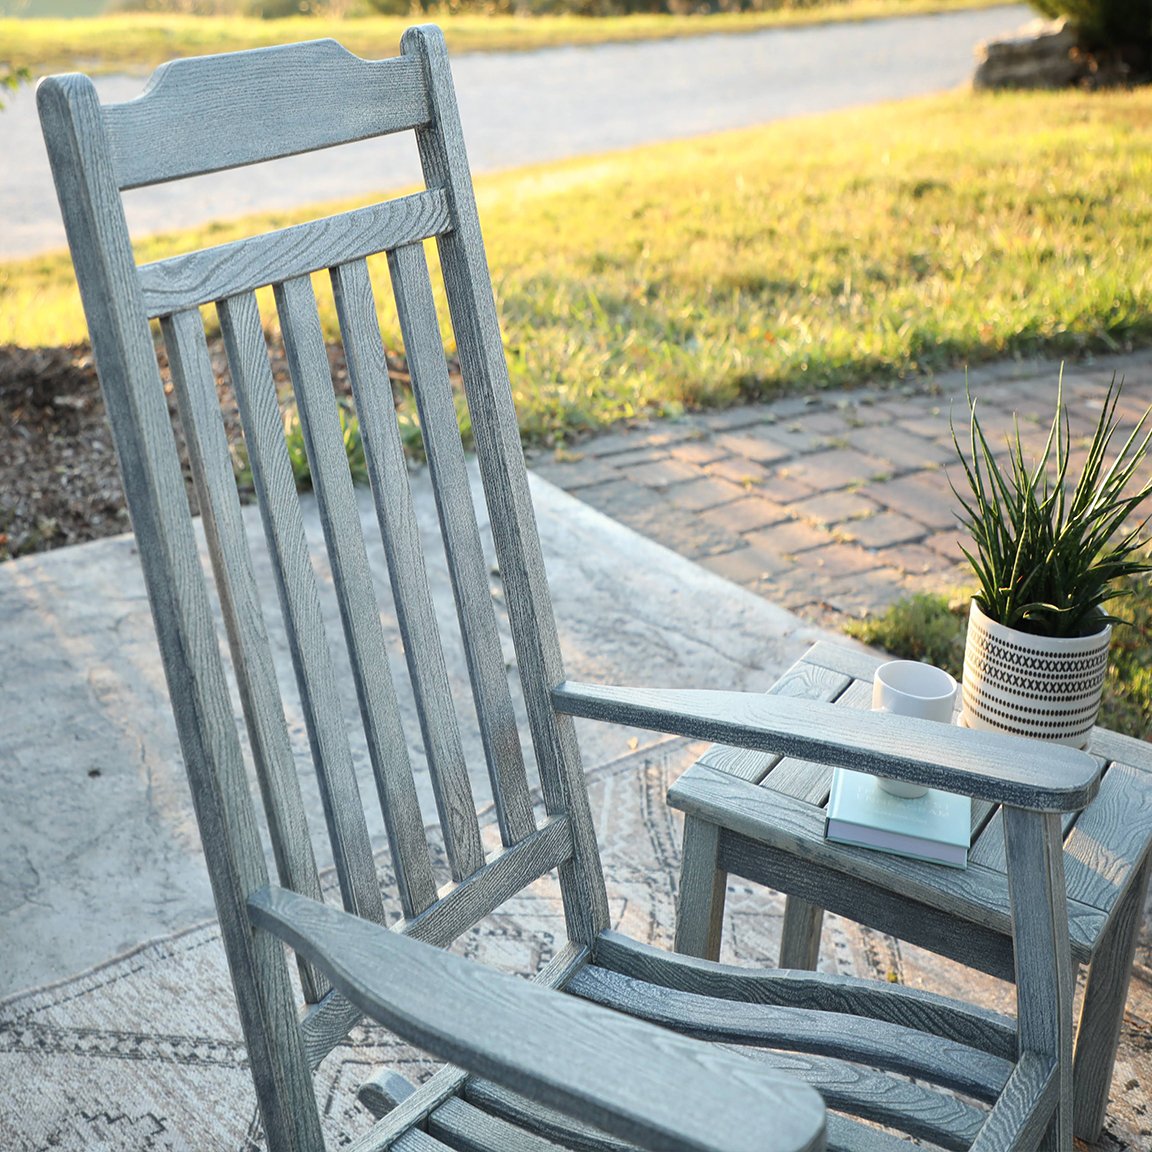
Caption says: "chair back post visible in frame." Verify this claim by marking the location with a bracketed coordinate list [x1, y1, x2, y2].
[402, 24, 611, 946]
[37, 72, 324, 1152]
[1002, 805, 1074, 1147]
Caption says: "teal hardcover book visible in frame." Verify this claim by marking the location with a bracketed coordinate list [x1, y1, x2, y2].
[824, 768, 971, 868]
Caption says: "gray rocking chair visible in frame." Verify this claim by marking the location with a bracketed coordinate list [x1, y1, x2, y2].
[39, 28, 1099, 1152]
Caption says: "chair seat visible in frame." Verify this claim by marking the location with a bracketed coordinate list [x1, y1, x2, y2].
[349, 933, 1020, 1152]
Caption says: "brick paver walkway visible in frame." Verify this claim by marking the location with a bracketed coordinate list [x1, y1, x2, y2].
[529, 350, 1152, 629]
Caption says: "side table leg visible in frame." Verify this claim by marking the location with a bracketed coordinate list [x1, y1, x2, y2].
[675, 816, 727, 961]
[780, 898, 825, 970]
[1072, 851, 1152, 1143]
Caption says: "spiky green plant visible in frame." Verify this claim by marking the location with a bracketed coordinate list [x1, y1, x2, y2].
[950, 371, 1152, 638]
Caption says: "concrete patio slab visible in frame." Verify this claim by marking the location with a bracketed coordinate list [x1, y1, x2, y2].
[0, 467, 832, 998]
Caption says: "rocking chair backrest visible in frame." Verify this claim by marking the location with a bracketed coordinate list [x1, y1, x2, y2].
[38, 27, 608, 1150]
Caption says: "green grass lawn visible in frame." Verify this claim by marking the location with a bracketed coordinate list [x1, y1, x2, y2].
[5, 86, 1150, 445]
[2, 1, 1005, 76]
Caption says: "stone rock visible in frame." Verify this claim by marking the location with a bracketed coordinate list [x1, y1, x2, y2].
[973, 18, 1083, 90]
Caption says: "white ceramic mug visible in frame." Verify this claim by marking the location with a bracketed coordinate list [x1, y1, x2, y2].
[871, 660, 958, 798]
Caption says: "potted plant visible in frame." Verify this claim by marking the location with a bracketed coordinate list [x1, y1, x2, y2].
[950, 371, 1152, 748]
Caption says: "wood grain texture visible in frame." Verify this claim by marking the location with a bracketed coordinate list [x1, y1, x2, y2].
[672, 763, 1105, 944]
[105, 41, 430, 190]
[218, 289, 387, 926]
[761, 680, 871, 804]
[403, 23, 610, 945]
[673, 815, 726, 961]
[462, 1080, 635, 1152]
[38, 71, 325, 1152]
[718, 826, 1017, 983]
[569, 964, 1011, 1103]
[351, 1066, 469, 1152]
[1004, 807, 1073, 1148]
[139, 191, 449, 317]
[1062, 760, 1152, 914]
[398, 816, 573, 948]
[282, 267, 484, 886]
[428, 1098, 569, 1152]
[250, 885, 827, 1152]
[693, 657, 852, 785]
[554, 682, 1099, 810]
[391, 1132, 454, 1152]
[801, 641, 886, 684]
[966, 1053, 1060, 1152]
[593, 930, 1018, 1060]
[466, 1078, 908, 1152]
[356, 1070, 416, 1119]
[162, 307, 328, 1004]
[385, 241, 536, 848]
[779, 897, 824, 970]
[1072, 850, 1152, 1141]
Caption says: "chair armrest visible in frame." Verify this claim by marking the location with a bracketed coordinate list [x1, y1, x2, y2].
[552, 682, 1100, 813]
[249, 886, 825, 1152]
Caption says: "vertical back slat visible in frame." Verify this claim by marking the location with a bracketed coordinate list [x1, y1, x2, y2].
[280, 270, 486, 883]
[217, 289, 387, 925]
[403, 24, 610, 943]
[161, 306, 329, 1003]
[377, 246, 536, 846]
[272, 273, 447, 909]
[38, 72, 325, 1152]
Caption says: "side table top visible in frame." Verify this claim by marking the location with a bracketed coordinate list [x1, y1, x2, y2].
[667, 641, 1152, 963]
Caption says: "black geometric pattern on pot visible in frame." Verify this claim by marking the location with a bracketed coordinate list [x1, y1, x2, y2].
[962, 685, 1097, 739]
[964, 666, 1107, 703]
[970, 632, 1108, 669]
[967, 640, 1109, 678]
[963, 664, 1108, 698]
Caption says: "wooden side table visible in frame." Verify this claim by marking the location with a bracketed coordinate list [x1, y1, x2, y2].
[668, 641, 1152, 1145]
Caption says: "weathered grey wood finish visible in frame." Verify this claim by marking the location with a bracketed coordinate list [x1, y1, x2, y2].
[39, 26, 1120, 1152]
[667, 640, 1152, 1145]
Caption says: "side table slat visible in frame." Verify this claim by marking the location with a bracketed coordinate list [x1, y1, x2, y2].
[801, 641, 884, 683]
[1088, 726, 1152, 769]
[1063, 760, 1152, 916]
[971, 759, 1152, 934]
[696, 658, 851, 785]
[970, 806, 1079, 875]
[766, 681, 871, 803]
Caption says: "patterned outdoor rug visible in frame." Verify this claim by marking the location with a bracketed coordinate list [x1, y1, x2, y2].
[2, 740, 1148, 1150]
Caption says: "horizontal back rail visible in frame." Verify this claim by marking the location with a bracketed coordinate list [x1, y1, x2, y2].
[139, 190, 450, 318]
[104, 40, 431, 190]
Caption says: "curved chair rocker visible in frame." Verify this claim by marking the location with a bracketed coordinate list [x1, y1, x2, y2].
[39, 28, 1099, 1152]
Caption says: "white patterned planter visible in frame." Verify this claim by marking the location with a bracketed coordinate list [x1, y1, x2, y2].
[961, 600, 1111, 749]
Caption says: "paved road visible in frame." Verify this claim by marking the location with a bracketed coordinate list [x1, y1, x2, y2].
[0, 5, 1031, 257]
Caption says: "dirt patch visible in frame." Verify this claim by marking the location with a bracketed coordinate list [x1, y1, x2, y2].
[0, 339, 419, 562]
[0, 344, 128, 560]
